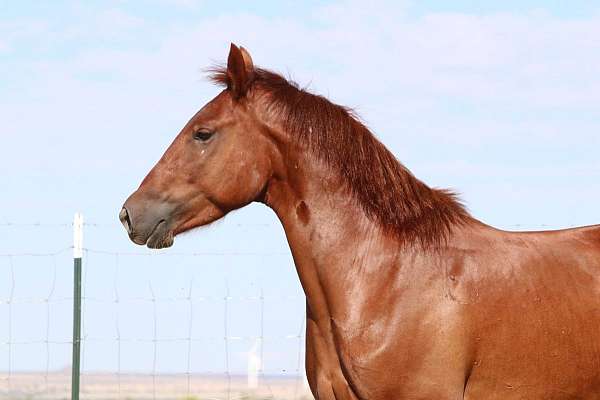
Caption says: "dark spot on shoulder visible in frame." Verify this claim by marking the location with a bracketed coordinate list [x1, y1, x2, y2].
[296, 201, 310, 225]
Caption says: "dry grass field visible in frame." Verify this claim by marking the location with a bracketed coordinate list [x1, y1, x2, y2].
[0, 372, 313, 400]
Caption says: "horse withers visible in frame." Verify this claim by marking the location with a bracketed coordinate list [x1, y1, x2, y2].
[121, 44, 600, 399]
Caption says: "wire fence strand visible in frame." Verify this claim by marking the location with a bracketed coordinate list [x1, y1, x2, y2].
[6, 256, 14, 392]
[114, 253, 122, 400]
[44, 255, 57, 393]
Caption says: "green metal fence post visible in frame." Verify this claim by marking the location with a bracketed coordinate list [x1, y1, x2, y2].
[72, 213, 83, 400]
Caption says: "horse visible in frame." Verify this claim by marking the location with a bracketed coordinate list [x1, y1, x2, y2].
[120, 43, 600, 399]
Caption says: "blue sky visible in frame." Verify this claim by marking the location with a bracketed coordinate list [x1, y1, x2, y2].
[1, 0, 600, 379]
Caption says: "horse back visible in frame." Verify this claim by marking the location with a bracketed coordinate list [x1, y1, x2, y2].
[456, 223, 600, 398]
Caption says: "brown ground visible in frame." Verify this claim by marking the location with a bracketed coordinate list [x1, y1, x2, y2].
[0, 372, 313, 400]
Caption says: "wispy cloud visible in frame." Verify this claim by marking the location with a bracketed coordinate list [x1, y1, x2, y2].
[2, 1, 599, 186]
[156, 0, 204, 8]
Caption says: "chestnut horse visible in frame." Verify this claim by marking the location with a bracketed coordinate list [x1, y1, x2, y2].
[120, 44, 600, 399]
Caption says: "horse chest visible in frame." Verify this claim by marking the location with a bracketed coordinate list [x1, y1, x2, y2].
[307, 300, 469, 400]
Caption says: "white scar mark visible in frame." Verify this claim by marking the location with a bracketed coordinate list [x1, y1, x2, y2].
[201, 150, 206, 155]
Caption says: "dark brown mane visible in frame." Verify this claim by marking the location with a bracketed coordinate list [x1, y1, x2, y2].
[209, 67, 472, 247]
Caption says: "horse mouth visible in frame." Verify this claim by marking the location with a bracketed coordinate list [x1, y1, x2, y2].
[142, 220, 174, 249]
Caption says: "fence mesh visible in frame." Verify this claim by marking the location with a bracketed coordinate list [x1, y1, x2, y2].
[0, 221, 311, 400]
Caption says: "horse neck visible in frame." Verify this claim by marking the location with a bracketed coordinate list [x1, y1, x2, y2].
[263, 147, 414, 320]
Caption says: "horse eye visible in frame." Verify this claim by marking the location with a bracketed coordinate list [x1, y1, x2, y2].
[193, 129, 214, 142]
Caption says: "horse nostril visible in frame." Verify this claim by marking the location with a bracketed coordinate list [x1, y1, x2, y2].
[119, 207, 132, 234]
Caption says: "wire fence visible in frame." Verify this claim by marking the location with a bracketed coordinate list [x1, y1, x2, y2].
[0, 220, 311, 400]
[0, 219, 586, 400]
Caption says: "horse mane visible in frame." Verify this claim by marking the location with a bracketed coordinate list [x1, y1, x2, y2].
[209, 66, 472, 247]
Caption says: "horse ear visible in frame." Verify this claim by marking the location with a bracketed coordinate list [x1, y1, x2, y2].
[239, 46, 254, 74]
[227, 43, 254, 99]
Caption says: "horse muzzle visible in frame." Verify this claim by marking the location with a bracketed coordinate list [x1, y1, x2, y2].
[119, 195, 175, 249]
